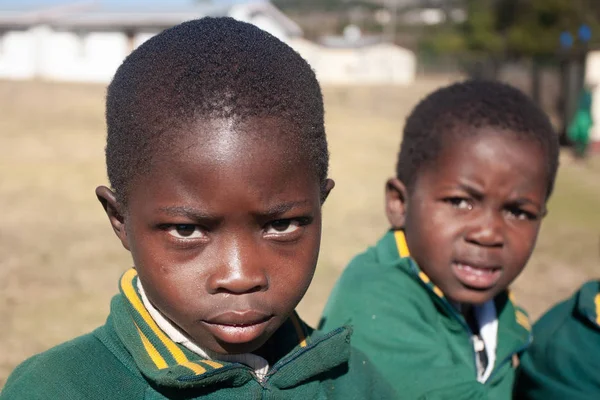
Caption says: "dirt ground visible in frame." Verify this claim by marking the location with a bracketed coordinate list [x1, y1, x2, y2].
[1, 78, 599, 388]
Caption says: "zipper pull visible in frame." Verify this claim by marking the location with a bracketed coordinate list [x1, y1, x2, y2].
[473, 335, 485, 352]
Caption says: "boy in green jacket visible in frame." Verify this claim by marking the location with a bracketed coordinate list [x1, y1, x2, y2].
[514, 280, 600, 399]
[0, 18, 394, 399]
[320, 80, 560, 399]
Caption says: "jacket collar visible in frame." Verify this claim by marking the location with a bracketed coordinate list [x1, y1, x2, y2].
[377, 230, 531, 343]
[575, 280, 600, 330]
[109, 268, 352, 390]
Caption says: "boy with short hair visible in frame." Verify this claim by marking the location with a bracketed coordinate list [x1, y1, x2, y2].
[0, 17, 394, 399]
[514, 280, 600, 399]
[320, 80, 560, 399]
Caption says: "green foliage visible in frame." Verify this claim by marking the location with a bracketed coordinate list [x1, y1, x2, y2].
[505, 0, 593, 56]
[460, 0, 504, 55]
[425, 0, 600, 58]
[419, 24, 464, 56]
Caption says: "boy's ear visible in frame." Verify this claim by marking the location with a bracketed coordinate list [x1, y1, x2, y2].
[95, 186, 130, 251]
[385, 178, 408, 229]
[320, 179, 335, 204]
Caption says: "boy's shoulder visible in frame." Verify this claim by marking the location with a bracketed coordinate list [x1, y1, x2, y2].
[322, 231, 440, 326]
[4, 331, 107, 383]
[339, 345, 398, 398]
[299, 325, 396, 398]
[532, 280, 600, 347]
[515, 280, 600, 399]
[338, 231, 426, 289]
[1, 326, 144, 400]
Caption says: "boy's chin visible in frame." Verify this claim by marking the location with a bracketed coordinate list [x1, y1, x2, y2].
[446, 286, 500, 308]
[213, 337, 270, 356]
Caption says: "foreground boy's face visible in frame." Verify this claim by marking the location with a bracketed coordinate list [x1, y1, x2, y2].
[109, 117, 328, 355]
[401, 130, 548, 305]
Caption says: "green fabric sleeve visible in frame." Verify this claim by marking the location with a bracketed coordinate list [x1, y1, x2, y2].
[514, 298, 600, 400]
[0, 334, 144, 400]
[320, 262, 488, 399]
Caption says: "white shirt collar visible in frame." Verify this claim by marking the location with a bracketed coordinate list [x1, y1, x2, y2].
[474, 300, 498, 382]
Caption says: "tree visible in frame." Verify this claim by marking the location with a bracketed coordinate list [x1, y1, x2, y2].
[505, 0, 598, 57]
[423, 0, 598, 79]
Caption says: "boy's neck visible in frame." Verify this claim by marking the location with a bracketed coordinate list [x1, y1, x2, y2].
[451, 301, 479, 331]
[462, 305, 480, 335]
[451, 301, 472, 315]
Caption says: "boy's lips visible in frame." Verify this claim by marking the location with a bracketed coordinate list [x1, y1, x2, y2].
[451, 261, 502, 290]
[203, 311, 273, 344]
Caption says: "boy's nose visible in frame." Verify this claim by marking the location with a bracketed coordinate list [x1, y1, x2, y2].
[465, 209, 504, 248]
[207, 238, 269, 295]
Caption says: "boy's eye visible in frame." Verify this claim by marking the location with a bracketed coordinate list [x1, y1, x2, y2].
[265, 219, 301, 235]
[166, 224, 204, 239]
[505, 207, 537, 221]
[445, 197, 473, 210]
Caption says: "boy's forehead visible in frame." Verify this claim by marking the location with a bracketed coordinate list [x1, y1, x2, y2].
[423, 129, 549, 192]
[117, 115, 320, 207]
[124, 116, 321, 211]
[177, 116, 299, 145]
[436, 125, 547, 162]
[154, 116, 309, 170]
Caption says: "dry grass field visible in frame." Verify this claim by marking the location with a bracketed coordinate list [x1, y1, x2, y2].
[1, 78, 599, 388]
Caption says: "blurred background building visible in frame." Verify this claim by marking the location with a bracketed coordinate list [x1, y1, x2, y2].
[1, 0, 598, 148]
[0, 0, 417, 85]
[0, 1, 303, 82]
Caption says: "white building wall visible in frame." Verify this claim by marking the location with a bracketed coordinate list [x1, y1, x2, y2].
[134, 32, 159, 48]
[39, 30, 128, 83]
[0, 27, 163, 83]
[368, 43, 416, 85]
[0, 16, 289, 83]
[229, 5, 287, 42]
[0, 29, 37, 79]
[585, 51, 600, 143]
[290, 38, 416, 85]
[0, 14, 416, 85]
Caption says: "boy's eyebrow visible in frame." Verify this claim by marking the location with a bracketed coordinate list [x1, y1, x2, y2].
[260, 200, 312, 216]
[507, 197, 543, 210]
[456, 183, 543, 209]
[456, 183, 484, 199]
[157, 206, 215, 219]
[156, 200, 312, 219]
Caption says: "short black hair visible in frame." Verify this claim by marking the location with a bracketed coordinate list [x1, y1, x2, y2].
[105, 17, 327, 205]
[397, 80, 559, 198]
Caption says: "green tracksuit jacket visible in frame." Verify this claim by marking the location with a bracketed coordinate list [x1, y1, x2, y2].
[320, 230, 532, 400]
[514, 280, 600, 399]
[1, 269, 395, 399]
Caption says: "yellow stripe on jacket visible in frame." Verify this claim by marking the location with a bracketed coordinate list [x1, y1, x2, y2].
[121, 269, 209, 375]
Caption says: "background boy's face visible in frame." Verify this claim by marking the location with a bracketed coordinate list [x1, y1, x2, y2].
[102, 117, 331, 355]
[394, 129, 548, 305]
